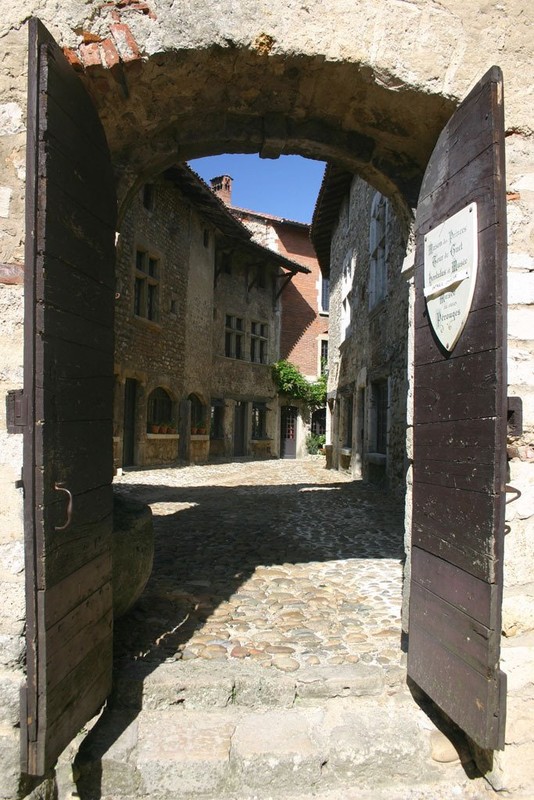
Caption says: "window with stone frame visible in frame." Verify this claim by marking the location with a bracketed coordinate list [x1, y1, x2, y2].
[370, 379, 388, 454]
[250, 321, 268, 364]
[319, 338, 329, 375]
[319, 276, 330, 313]
[225, 315, 244, 358]
[147, 386, 173, 429]
[189, 393, 206, 431]
[369, 193, 388, 309]
[134, 248, 160, 322]
[251, 402, 268, 439]
[210, 399, 224, 439]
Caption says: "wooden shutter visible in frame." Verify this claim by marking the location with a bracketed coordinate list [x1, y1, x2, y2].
[22, 18, 117, 775]
[408, 67, 507, 751]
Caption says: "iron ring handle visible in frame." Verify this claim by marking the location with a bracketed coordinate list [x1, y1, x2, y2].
[54, 482, 73, 531]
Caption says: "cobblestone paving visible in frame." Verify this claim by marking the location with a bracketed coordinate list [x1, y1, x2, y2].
[114, 458, 406, 676]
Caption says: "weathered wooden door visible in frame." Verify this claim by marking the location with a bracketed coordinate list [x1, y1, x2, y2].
[281, 405, 298, 459]
[408, 67, 507, 750]
[123, 378, 138, 466]
[22, 18, 117, 775]
[234, 401, 247, 456]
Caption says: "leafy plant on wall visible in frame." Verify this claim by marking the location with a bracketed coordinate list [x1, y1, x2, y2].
[271, 360, 326, 408]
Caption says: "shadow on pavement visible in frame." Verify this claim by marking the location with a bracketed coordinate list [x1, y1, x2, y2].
[75, 471, 405, 798]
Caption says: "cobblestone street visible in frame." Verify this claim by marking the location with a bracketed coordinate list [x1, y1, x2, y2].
[70, 458, 495, 800]
[114, 458, 406, 676]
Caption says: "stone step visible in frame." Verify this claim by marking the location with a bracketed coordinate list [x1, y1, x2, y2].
[74, 698, 485, 800]
[110, 658, 399, 711]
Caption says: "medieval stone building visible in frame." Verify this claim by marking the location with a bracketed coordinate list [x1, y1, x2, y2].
[114, 164, 306, 468]
[211, 175, 329, 458]
[311, 167, 410, 494]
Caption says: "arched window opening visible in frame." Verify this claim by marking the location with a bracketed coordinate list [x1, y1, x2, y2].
[210, 398, 225, 439]
[147, 387, 174, 432]
[189, 393, 207, 433]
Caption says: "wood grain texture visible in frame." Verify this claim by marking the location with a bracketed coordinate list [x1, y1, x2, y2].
[408, 66, 507, 751]
[22, 18, 116, 776]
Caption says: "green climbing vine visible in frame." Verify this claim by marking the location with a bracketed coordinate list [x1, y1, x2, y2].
[271, 360, 326, 408]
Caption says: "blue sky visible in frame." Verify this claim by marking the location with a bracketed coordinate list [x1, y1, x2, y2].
[189, 154, 326, 224]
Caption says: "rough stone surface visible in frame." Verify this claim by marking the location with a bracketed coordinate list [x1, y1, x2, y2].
[321, 173, 410, 494]
[136, 710, 235, 797]
[112, 492, 154, 619]
[67, 460, 501, 799]
[231, 709, 322, 793]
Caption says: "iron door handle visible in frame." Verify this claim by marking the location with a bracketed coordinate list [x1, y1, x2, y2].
[54, 482, 73, 531]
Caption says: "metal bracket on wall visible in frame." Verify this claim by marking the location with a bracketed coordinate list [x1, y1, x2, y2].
[507, 396, 523, 437]
[6, 389, 27, 433]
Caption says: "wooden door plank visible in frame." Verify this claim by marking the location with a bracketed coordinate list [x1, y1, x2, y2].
[408, 66, 507, 751]
[23, 18, 116, 775]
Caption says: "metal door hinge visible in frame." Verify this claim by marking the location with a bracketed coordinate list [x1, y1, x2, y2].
[6, 389, 27, 433]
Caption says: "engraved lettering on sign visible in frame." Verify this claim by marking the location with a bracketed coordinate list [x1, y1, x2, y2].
[424, 203, 478, 352]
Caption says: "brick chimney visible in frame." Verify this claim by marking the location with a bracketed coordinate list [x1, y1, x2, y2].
[210, 175, 233, 206]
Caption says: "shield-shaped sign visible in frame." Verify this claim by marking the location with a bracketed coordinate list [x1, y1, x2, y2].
[424, 202, 478, 351]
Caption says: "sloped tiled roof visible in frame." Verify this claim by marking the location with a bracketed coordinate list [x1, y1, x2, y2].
[310, 164, 354, 276]
[165, 164, 309, 274]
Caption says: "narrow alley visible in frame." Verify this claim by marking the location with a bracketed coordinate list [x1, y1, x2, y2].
[70, 459, 493, 800]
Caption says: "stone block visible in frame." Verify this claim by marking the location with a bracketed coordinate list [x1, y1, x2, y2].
[509, 271, 534, 306]
[143, 662, 234, 710]
[502, 594, 534, 637]
[508, 347, 534, 386]
[0, 632, 24, 668]
[136, 709, 234, 796]
[230, 708, 322, 793]
[75, 711, 142, 798]
[0, 579, 25, 626]
[0, 541, 24, 579]
[0, 667, 23, 726]
[504, 519, 534, 587]
[233, 668, 296, 708]
[296, 663, 384, 701]
[508, 307, 534, 341]
[112, 492, 154, 619]
[0, 728, 20, 800]
[318, 703, 439, 788]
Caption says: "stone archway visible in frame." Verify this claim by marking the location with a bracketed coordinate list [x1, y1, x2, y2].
[0, 2, 533, 796]
[64, 3, 470, 215]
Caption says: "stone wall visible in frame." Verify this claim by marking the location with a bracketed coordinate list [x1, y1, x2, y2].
[114, 174, 189, 467]
[210, 247, 281, 457]
[0, 25, 28, 797]
[327, 177, 410, 495]
[232, 211, 328, 382]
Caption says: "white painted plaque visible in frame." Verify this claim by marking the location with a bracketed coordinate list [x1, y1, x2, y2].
[424, 202, 478, 351]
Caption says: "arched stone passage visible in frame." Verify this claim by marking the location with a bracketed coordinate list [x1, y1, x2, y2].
[79, 46, 455, 215]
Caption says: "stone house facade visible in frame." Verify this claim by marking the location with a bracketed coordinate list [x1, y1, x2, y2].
[311, 168, 410, 494]
[114, 164, 307, 469]
[211, 176, 329, 458]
